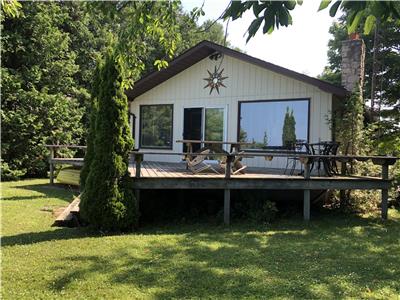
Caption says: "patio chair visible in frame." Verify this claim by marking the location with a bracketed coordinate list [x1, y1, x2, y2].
[220, 151, 247, 175]
[186, 149, 220, 174]
[324, 142, 340, 176]
[284, 140, 311, 175]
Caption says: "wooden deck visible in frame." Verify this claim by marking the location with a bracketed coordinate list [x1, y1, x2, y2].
[127, 160, 392, 223]
[46, 146, 398, 223]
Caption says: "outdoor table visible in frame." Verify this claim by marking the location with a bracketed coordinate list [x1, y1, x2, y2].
[176, 140, 253, 154]
[176, 140, 253, 173]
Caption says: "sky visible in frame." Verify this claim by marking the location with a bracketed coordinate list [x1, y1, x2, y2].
[181, 0, 342, 77]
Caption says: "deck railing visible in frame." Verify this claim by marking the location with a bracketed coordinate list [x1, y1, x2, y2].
[45, 145, 87, 184]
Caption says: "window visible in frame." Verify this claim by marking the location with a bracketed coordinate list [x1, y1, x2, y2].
[239, 99, 309, 149]
[204, 108, 224, 142]
[140, 104, 173, 149]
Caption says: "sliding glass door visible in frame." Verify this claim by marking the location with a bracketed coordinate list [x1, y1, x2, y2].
[183, 106, 226, 152]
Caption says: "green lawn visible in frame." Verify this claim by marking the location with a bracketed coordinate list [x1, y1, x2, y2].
[1, 179, 400, 299]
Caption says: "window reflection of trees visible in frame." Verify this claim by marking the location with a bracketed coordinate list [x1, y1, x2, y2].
[239, 100, 308, 150]
[205, 108, 224, 153]
[140, 105, 173, 148]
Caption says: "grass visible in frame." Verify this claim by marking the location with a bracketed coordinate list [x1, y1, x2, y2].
[1, 179, 400, 299]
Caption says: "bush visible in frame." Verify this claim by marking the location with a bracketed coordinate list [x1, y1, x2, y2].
[233, 191, 278, 223]
[248, 200, 278, 223]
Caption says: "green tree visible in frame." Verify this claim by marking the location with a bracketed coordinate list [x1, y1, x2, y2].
[282, 107, 296, 148]
[219, 1, 399, 42]
[1, 2, 86, 179]
[320, 15, 400, 155]
[80, 51, 136, 231]
[1, 0, 22, 18]
[263, 130, 268, 147]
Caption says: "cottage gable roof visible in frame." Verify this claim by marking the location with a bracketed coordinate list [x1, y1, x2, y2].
[126, 40, 348, 100]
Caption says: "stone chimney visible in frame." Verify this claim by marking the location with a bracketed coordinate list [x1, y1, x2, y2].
[341, 34, 365, 93]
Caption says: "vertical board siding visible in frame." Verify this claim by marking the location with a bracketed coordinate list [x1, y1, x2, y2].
[131, 55, 333, 168]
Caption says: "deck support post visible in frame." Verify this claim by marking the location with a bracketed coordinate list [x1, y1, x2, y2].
[339, 161, 347, 205]
[381, 164, 389, 220]
[224, 189, 230, 225]
[133, 153, 143, 226]
[223, 154, 234, 225]
[135, 189, 140, 227]
[49, 146, 55, 185]
[303, 160, 311, 221]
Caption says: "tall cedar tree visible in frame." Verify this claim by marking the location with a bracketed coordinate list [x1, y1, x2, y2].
[79, 64, 101, 191]
[80, 51, 137, 231]
[282, 107, 296, 148]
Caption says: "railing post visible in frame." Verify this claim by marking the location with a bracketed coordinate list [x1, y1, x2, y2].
[303, 159, 311, 221]
[225, 154, 234, 179]
[339, 160, 347, 206]
[381, 164, 389, 220]
[134, 153, 143, 178]
[49, 146, 55, 185]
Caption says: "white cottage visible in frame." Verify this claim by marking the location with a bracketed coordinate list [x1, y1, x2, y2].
[126, 40, 348, 169]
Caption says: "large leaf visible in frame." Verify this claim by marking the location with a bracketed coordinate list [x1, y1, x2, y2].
[329, 0, 342, 17]
[246, 17, 263, 42]
[223, 1, 245, 20]
[347, 10, 364, 34]
[263, 9, 276, 34]
[318, 0, 332, 12]
[284, 1, 296, 10]
[253, 2, 266, 16]
[364, 14, 376, 35]
[279, 7, 290, 27]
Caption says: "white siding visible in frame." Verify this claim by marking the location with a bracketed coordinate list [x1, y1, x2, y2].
[130, 55, 333, 168]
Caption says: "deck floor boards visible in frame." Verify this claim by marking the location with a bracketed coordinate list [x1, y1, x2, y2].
[129, 161, 387, 182]
[130, 161, 306, 179]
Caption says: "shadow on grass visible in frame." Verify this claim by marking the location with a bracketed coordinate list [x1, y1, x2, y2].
[20, 183, 79, 199]
[0, 181, 79, 204]
[1, 228, 100, 247]
[43, 213, 400, 298]
[1, 195, 45, 201]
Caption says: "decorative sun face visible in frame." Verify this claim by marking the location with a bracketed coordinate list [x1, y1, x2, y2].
[203, 66, 228, 95]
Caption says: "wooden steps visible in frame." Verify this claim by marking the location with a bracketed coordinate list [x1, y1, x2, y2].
[53, 195, 80, 227]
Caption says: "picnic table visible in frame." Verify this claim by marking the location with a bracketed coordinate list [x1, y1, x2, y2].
[176, 140, 253, 156]
[176, 140, 253, 175]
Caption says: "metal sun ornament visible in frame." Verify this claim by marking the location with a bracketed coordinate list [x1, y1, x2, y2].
[203, 66, 228, 95]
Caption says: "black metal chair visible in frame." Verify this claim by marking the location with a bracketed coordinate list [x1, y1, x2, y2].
[326, 142, 340, 175]
[317, 141, 340, 176]
[284, 140, 311, 175]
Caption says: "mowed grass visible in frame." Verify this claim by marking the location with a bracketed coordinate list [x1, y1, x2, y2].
[1, 179, 400, 299]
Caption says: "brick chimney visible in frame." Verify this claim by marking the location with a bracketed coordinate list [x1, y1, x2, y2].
[341, 35, 365, 93]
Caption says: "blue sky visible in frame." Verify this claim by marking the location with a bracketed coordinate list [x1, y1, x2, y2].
[181, 0, 342, 77]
